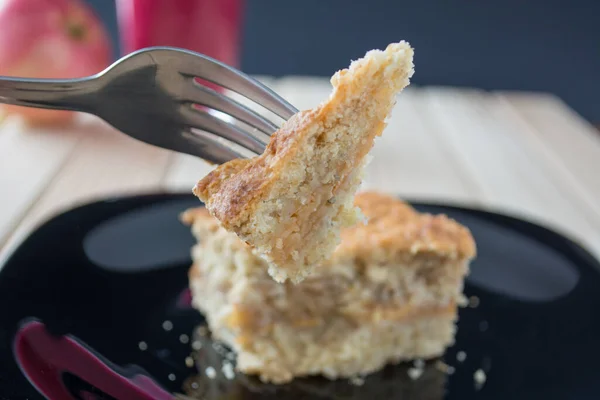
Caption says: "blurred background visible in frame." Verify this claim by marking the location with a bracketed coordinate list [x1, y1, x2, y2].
[88, 0, 600, 124]
[1, 0, 599, 262]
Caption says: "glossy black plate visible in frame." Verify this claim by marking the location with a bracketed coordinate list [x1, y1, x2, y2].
[1, 193, 600, 400]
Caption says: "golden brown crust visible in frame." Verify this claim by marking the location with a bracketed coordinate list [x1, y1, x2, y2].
[180, 207, 211, 226]
[337, 192, 476, 262]
[180, 207, 220, 235]
[192, 110, 316, 229]
[182, 191, 476, 263]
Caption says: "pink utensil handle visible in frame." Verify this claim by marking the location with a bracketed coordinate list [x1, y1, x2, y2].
[116, 0, 244, 68]
[15, 320, 173, 400]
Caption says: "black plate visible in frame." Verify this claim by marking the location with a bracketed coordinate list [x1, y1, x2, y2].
[1, 193, 600, 400]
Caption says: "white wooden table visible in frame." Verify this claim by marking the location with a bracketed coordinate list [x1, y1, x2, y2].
[1, 78, 599, 264]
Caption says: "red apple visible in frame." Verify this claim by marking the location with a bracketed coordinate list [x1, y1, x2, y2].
[0, 0, 112, 125]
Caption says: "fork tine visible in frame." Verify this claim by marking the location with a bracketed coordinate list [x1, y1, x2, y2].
[170, 49, 299, 120]
[182, 81, 280, 136]
[181, 128, 254, 164]
[179, 104, 267, 154]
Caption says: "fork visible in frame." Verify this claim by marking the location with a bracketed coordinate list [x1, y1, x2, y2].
[0, 47, 298, 164]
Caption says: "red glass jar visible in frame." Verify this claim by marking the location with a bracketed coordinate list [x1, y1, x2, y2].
[116, 0, 244, 68]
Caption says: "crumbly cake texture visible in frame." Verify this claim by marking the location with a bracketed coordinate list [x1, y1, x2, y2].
[181, 191, 476, 384]
[193, 42, 415, 283]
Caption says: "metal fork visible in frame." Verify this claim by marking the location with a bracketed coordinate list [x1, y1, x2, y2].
[0, 47, 298, 164]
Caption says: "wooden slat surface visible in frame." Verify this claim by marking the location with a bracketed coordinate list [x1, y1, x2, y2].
[376, 89, 483, 203]
[1, 79, 599, 265]
[500, 93, 600, 220]
[421, 88, 599, 241]
[0, 117, 82, 244]
[0, 118, 171, 264]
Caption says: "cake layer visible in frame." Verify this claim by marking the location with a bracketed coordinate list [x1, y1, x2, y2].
[216, 307, 455, 384]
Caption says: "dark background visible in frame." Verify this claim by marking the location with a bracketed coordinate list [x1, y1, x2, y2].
[87, 0, 600, 123]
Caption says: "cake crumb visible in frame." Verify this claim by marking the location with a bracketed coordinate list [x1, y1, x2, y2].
[197, 326, 208, 336]
[168, 373, 176, 381]
[212, 342, 229, 357]
[185, 356, 194, 368]
[179, 334, 190, 344]
[479, 320, 489, 332]
[162, 320, 173, 331]
[469, 296, 480, 308]
[474, 369, 486, 389]
[456, 351, 467, 362]
[435, 360, 455, 375]
[407, 367, 424, 380]
[191, 340, 203, 351]
[138, 341, 148, 351]
[222, 362, 235, 380]
[205, 366, 217, 379]
[349, 376, 365, 386]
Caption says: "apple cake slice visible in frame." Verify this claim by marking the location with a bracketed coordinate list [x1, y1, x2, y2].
[193, 42, 414, 283]
[181, 191, 476, 384]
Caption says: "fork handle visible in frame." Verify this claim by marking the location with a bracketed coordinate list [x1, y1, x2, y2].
[0, 76, 98, 113]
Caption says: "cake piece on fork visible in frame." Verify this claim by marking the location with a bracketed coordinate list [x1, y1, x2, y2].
[193, 42, 415, 283]
[182, 191, 476, 384]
